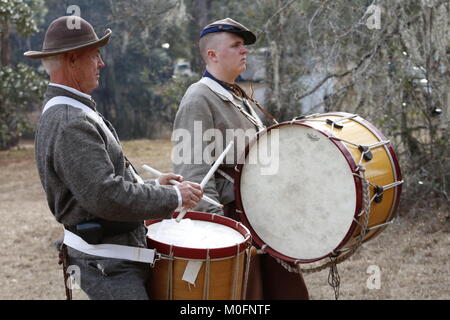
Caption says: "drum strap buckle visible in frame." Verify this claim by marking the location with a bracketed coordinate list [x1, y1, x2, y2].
[150, 252, 162, 268]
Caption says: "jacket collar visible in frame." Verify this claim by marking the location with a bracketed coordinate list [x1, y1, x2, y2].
[199, 77, 235, 103]
[202, 70, 231, 92]
[44, 84, 97, 110]
[49, 83, 92, 100]
[199, 77, 264, 129]
[201, 70, 248, 103]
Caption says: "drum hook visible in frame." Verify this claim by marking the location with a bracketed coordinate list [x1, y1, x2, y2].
[150, 252, 162, 268]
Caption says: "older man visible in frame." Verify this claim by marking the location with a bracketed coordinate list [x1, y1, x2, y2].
[25, 16, 202, 300]
[172, 18, 309, 299]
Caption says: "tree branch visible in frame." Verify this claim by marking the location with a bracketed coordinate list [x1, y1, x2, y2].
[295, 44, 380, 101]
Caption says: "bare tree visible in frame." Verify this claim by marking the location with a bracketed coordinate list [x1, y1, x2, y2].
[227, 0, 449, 209]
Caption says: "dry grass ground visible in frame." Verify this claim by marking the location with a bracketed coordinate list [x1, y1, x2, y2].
[0, 139, 448, 300]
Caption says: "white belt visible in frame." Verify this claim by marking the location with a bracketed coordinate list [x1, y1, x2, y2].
[63, 229, 157, 264]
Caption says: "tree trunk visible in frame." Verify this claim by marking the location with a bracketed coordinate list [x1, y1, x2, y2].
[0, 18, 11, 66]
[191, 0, 210, 73]
[270, 40, 282, 118]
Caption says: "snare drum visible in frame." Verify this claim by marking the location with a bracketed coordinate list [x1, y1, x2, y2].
[235, 112, 403, 264]
[146, 211, 252, 299]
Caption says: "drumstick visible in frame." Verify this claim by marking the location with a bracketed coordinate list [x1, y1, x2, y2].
[141, 164, 223, 209]
[176, 141, 234, 222]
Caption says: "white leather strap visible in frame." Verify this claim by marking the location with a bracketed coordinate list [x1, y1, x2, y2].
[43, 96, 116, 141]
[199, 77, 234, 101]
[199, 77, 264, 129]
[63, 229, 156, 263]
[43, 96, 144, 184]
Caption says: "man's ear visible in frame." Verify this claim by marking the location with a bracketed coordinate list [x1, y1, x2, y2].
[207, 49, 217, 63]
[65, 52, 77, 67]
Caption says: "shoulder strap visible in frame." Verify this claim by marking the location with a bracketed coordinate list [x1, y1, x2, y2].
[43, 95, 117, 141]
[199, 77, 234, 101]
[43, 96, 144, 184]
[43, 96, 100, 122]
[199, 77, 265, 130]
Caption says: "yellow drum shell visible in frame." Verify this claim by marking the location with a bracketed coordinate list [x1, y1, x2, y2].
[303, 113, 402, 244]
[148, 252, 246, 300]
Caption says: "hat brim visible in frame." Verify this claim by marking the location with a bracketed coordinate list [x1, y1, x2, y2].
[24, 29, 112, 59]
[229, 30, 256, 45]
[202, 28, 256, 45]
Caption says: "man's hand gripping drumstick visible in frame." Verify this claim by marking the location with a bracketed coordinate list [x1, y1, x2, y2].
[176, 141, 234, 222]
[149, 169, 203, 211]
[142, 165, 222, 209]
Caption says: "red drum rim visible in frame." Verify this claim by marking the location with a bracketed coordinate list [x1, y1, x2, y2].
[234, 120, 363, 263]
[146, 211, 252, 260]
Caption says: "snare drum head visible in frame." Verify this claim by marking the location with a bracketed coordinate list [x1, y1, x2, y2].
[147, 218, 245, 250]
[238, 124, 358, 262]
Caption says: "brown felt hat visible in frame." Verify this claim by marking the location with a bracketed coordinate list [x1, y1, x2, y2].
[24, 16, 111, 59]
[200, 17, 256, 45]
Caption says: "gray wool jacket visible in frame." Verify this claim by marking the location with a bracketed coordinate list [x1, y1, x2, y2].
[35, 85, 179, 249]
[172, 77, 263, 215]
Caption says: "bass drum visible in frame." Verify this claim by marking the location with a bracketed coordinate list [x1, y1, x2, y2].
[235, 112, 403, 264]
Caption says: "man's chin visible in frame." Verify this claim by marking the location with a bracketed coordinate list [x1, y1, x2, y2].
[83, 84, 98, 95]
[92, 80, 100, 91]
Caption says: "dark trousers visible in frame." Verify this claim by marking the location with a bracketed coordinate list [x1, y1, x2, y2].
[68, 255, 150, 300]
[224, 202, 309, 300]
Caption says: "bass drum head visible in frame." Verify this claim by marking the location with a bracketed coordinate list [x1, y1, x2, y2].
[237, 124, 358, 262]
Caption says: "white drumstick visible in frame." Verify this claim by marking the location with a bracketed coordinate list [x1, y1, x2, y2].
[141, 165, 223, 209]
[176, 141, 234, 222]
[200, 141, 234, 188]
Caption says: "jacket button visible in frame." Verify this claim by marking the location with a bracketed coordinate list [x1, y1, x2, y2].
[125, 162, 130, 168]
[133, 178, 138, 183]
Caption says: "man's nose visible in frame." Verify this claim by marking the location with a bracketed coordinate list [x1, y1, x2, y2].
[241, 46, 249, 54]
[98, 57, 105, 69]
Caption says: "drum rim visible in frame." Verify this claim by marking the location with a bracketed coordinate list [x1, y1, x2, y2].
[234, 119, 363, 263]
[146, 211, 252, 260]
